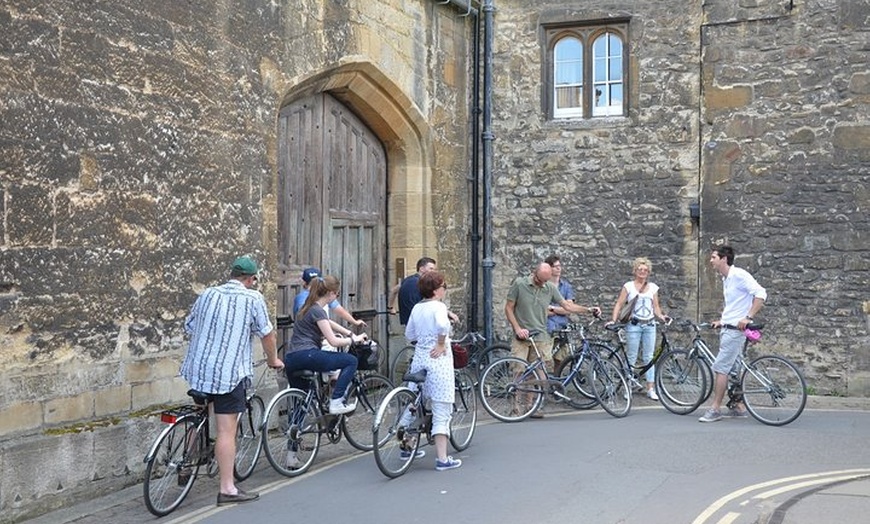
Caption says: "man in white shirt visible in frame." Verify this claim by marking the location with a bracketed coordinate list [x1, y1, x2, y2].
[699, 245, 767, 423]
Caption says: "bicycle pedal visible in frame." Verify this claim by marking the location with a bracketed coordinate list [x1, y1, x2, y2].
[552, 390, 570, 401]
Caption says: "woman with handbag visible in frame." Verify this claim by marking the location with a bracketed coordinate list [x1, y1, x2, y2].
[404, 270, 462, 471]
[606, 257, 670, 400]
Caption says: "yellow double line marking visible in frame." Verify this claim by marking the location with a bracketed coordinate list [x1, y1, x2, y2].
[692, 468, 870, 524]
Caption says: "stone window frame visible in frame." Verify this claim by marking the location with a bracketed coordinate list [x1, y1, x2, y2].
[543, 19, 630, 121]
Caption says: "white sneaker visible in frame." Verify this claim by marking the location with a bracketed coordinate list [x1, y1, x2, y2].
[329, 397, 356, 415]
[647, 389, 659, 401]
[285, 451, 301, 469]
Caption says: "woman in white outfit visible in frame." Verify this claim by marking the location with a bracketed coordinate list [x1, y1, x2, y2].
[606, 257, 670, 400]
[404, 270, 462, 471]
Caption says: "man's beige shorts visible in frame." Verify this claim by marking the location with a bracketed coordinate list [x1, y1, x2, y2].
[510, 336, 554, 371]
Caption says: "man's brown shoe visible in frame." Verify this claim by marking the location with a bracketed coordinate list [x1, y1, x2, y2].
[529, 411, 544, 419]
[216, 489, 259, 506]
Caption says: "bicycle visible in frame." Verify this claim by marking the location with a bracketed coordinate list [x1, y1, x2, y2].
[592, 319, 707, 412]
[390, 331, 511, 385]
[657, 321, 807, 426]
[260, 349, 393, 477]
[142, 360, 269, 517]
[372, 366, 477, 478]
[479, 324, 631, 421]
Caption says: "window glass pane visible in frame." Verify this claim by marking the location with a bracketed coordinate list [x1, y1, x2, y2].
[555, 37, 581, 61]
[555, 86, 582, 109]
[594, 57, 606, 82]
[609, 34, 622, 56]
[609, 57, 622, 81]
[593, 35, 607, 58]
[593, 84, 606, 107]
[610, 84, 623, 105]
[556, 61, 581, 85]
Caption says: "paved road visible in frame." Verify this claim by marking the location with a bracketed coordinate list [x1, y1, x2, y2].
[25, 397, 870, 524]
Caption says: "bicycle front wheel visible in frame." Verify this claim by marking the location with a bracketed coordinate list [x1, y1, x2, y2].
[373, 387, 421, 478]
[449, 369, 477, 451]
[655, 350, 707, 415]
[342, 373, 394, 451]
[556, 354, 598, 409]
[390, 345, 415, 385]
[479, 356, 544, 422]
[143, 418, 200, 517]
[590, 358, 631, 418]
[234, 394, 265, 481]
[742, 355, 807, 426]
[262, 389, 321, 477]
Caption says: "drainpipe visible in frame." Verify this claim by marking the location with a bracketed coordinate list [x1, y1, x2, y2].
[481, 0, 495, 344]
[469, 11, 482, 333]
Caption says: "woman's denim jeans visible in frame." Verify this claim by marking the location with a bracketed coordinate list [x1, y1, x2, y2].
[625, 322, 656, 383]
[284, 348, 357, 399]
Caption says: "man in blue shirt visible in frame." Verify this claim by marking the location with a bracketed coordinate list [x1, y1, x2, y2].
[544, 254, 575, 370]
[181, 256, 283, 506]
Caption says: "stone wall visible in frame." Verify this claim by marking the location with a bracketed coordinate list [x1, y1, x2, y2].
[487, 0, 867, 396]
[0, 1, 472, 521]
[1, 0, 868, 519]
[489, 0, 704, 322]
[699, 0, 870, 395]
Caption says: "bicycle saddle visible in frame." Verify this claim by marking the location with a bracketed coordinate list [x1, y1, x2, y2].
[186, 389, 210, 404]
[288, 369, 316, 380]
[402, 369, 428, 384]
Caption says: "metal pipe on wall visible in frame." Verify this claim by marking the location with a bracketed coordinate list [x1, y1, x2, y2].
[481, 0, 495, 344]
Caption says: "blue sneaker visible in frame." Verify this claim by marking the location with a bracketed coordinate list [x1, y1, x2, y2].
[435, 456, 462, 471]
[400, 449, 425, 459]
[698, 408, 723, 423]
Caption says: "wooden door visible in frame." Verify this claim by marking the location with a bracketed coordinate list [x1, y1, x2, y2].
[277, 93, 387, 342]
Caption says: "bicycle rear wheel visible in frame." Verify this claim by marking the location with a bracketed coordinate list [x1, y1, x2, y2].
[373, 387, 421, 478]
[479, 356, 544, 422]
[143, 417, 200, 517]
[556, 354, 598, 409]
[449, 369, 477, 451]
[234, 394, 265, 481]
[742, 355, 807, 426]
[262, 389, 321, 477]
[590, 358, 631, 418]
[475, 343, 511, 378]
[655, 350, 707, 415]
[342, 373, 394, 451]
[390, 345, 415, 386]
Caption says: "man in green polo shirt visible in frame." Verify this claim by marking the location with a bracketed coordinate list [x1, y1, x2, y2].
[505, 261, 601, 403]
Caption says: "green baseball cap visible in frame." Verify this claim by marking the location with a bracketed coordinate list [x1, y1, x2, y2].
[231, 256, 259, 276]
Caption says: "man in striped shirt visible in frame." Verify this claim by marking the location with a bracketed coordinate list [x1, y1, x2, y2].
[180, 256, 283, 506]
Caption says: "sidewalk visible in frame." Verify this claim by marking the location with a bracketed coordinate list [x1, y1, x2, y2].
[19, 395, 870, 524]
[766, 475, 870, 524]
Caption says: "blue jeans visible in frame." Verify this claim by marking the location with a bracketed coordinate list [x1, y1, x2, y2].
[625, 322, 656, 383]
[284, 349, 357, 399]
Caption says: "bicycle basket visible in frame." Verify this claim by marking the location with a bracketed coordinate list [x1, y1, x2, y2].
[349, 340, 379, 370]
[451, 343, 469, 369]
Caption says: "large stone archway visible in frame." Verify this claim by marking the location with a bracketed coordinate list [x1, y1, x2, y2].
[277, 61, 437, 276]
[273, 62, 438, 355]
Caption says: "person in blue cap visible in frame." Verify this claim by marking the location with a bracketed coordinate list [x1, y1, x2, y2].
[293, 267, 366, 329]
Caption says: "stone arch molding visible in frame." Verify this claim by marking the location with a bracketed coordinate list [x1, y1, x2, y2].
[278, 61, 437, 276]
